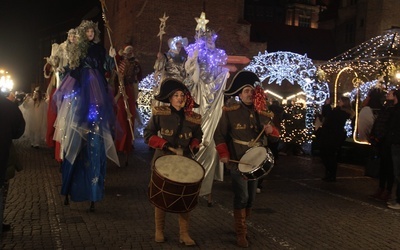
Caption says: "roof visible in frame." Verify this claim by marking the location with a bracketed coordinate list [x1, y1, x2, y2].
[320, 29, 400, 78]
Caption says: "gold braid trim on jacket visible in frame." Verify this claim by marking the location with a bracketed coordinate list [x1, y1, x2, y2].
[152, 106, 171, 115]
[185, 111, 202, 125]
[258, 110, 274, 118]
[222, 103, 240, 111]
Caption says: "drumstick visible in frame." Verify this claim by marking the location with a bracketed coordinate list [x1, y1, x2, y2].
[168, 147, 183, 156]
[229, 159, 253, 166]
[252, 120, 272, 146]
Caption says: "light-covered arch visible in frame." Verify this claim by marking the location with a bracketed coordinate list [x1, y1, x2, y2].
[244, 51, 330, 141]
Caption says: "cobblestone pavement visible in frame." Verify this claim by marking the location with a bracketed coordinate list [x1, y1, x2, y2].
[1, 138, 400, 249]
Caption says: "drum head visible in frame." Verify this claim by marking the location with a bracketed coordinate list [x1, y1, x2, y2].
[155, 155, 204, 183]
[238, 147, 268, 173]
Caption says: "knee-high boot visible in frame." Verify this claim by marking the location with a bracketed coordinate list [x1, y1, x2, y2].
[155, 207, 166, 243]
[234, 209, 249, 248]
[245, 207, 251, 218]
[178, 212, 196, 246]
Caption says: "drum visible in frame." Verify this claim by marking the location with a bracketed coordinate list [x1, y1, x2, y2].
[148, 155, 205, 213]
[238, 146, 274, 180]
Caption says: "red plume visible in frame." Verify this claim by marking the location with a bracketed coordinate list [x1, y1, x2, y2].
[253, 85, 267, 112]
[184, 91, 195, 115]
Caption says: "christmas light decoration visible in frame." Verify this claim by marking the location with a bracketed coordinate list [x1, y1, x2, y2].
[245, 51, 316, 86]
[136, 73, 159, 136]
[320, 29, 400, 87]
[195, 12, 209, 32]
[245, 51, 330, 144]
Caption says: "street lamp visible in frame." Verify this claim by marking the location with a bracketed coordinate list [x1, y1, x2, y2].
[0, 70, 14, 94]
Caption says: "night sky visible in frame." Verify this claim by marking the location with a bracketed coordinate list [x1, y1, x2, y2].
[0, 0, 99, 91]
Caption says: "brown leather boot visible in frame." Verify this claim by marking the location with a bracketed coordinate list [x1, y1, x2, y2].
[178, 212, 196, 246]
[155, 207, 166, 243]
[380, 190, 392, 202]
[234, 209, 249, 248]
[245, 208, 251, 219]
[369, 188, 383, 200]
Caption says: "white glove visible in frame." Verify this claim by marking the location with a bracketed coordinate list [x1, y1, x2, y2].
[109, 47, 116, 57]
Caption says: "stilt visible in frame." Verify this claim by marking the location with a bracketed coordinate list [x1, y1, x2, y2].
[90, 201, 95, 212]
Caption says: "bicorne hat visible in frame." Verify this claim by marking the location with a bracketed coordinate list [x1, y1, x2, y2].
[224, 70, 260, 96]
[154, 79, 199, 107]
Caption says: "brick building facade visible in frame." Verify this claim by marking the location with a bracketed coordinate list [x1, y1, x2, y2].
[103, 0, 266, 76]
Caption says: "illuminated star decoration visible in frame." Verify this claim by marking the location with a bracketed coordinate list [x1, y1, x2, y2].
[245, 51, 316, 87]
[157, 12, 169, 38]
[195, 12, 209, 32]
[245, 51, 330, 144]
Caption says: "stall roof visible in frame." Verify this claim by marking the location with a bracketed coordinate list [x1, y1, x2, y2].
[320, 29, 400, 79]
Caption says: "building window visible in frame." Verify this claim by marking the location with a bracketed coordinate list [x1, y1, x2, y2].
[299, 16, 311, 28]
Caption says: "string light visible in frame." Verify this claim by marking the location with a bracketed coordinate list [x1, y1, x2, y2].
[245, 51, 330, 144]
[320, 29, 400, 87]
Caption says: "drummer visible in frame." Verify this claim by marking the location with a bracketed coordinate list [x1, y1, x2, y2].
[213, 70, 279, 248]
[144, 78, 202, 246]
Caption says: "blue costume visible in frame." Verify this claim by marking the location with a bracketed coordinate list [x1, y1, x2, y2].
[53, 21, 118, 207]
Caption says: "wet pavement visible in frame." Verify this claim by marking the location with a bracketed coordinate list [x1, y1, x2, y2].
[1, 138, 400, 249]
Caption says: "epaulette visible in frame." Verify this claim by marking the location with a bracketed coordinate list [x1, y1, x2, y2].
[222, 103, 241, 112]
[258, 110, 274, 118]
[185, 111, 202, 125]
[152, 106, 171, 115]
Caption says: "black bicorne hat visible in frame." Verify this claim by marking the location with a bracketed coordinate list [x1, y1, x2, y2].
[224, 70, 260, 96]
[154, 78, 199, 107]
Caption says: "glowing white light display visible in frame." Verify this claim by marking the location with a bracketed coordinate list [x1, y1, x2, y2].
[245, 51, 330, 143]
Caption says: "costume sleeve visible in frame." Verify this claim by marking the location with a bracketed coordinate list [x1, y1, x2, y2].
[193, 123, 203, 143]
[270, 126, 280, 138]
[213, 111, 230, 159]
[189, 138, 200, 150]
[267, 126, 280, 143]
[144, 115, 167, 149]
[104, 55, 115, 72]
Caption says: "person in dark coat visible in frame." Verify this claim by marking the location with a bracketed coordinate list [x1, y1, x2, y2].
[318, 96, 354, 182]
[0, 94, 25, 235]
[387, 90, 400, 210]
[144, 78, 203, 246]
[369, 89, 397, 201]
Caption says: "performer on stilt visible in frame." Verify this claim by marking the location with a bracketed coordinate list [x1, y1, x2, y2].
[52, 20, 119, 212]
